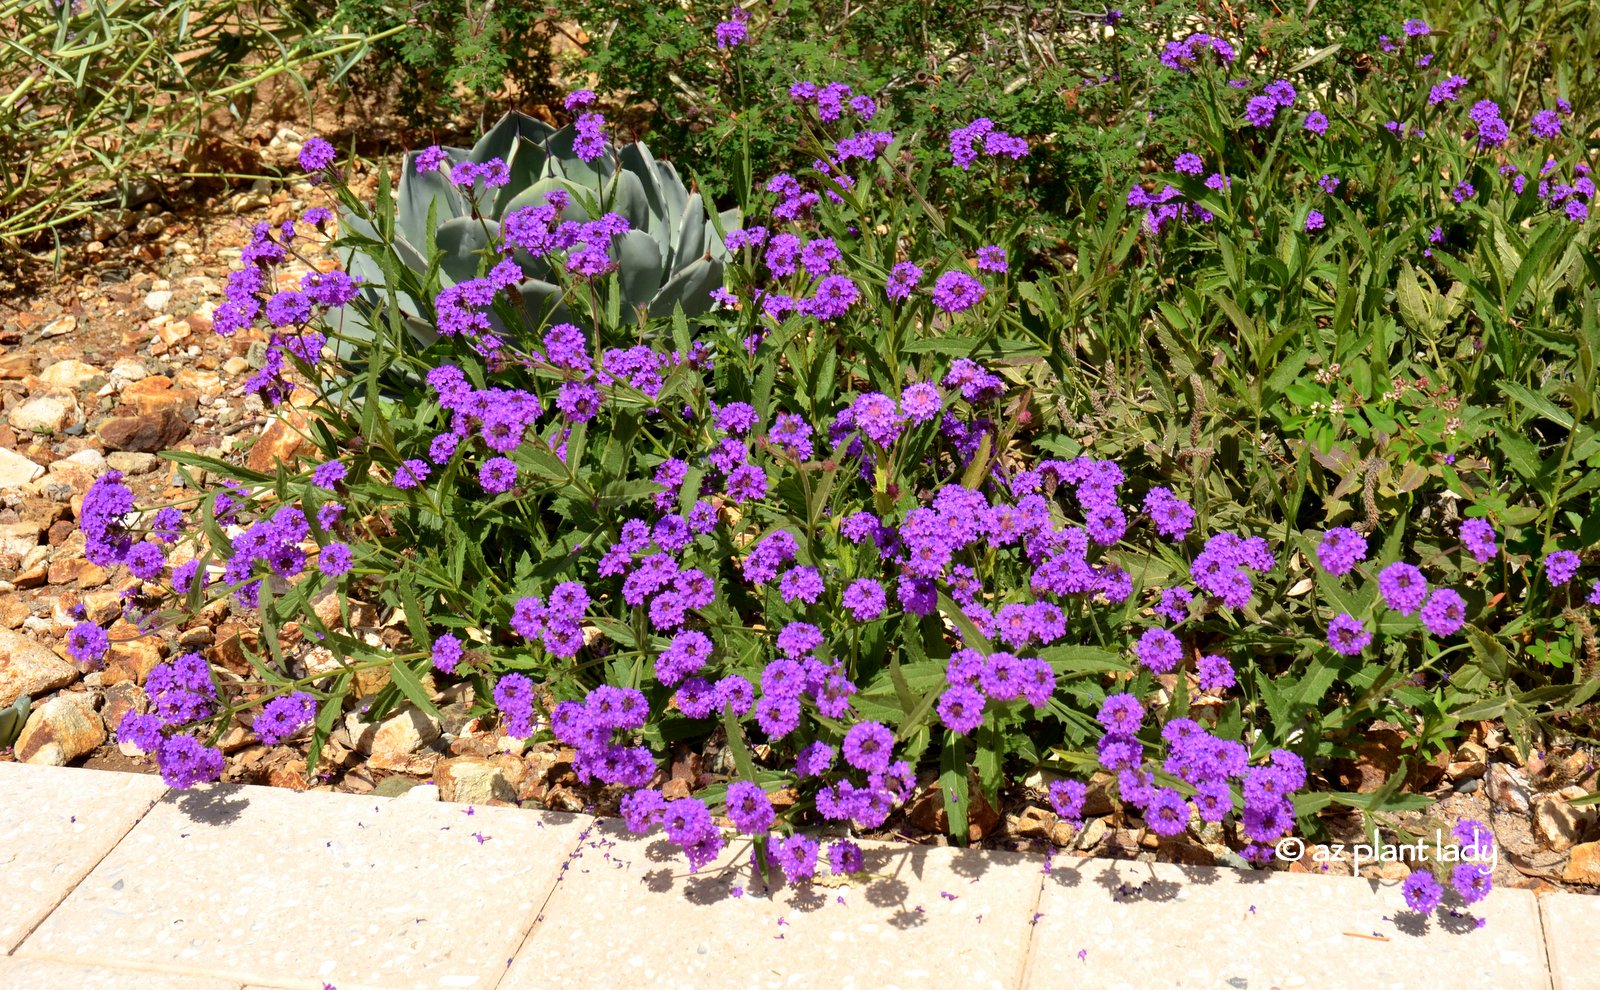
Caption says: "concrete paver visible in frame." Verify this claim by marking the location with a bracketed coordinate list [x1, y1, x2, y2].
[0, 955, 240, 988]
[0, 762, 168, 952]
[501, 820, 1045, 990]
[1541, 891, 1600, 990]
[1024, 857, 1551, 990]
[15, 781, 590, 990]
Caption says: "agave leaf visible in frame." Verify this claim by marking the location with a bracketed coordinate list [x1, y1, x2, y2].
[0, 695, 29, 749]
[493, 137, 548, 218]
[512, 279, 573, 332]
[397, 149, 469, 248]
[609, 168, 654, 235]
[613, 230, 664, 313]
[541, 124, 615, 189]
[434, 217, 500, 286]
[471, 110, 555, 166]
[673, 192, 707, 272]
[501, 176, 595, 223]
[655, 160, 689, 243]
[708, 207, 741, 261]
[648, 257, 724, 321]
[618, 142, 667, 229]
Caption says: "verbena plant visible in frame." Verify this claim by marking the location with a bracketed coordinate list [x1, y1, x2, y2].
[63, 10, 1591, 908]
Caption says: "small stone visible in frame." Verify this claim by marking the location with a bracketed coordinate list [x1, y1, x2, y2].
[156, 320, 192, 347]
[98, 410, 188, 452]
[106, 451, 160, 474]
[374, 776, 421, 798]
[246, 411, 314, 473]
[110, 359, 149, 383]
[346, 706, 441, 761]
[143, 289, 173, 313]
[0, 447, 44, 488]
[120, 376, 199, 417]
[8, 395, 79, 434]
[1533, 794, 1598, 853]
[38, 360, 102, 389]
[101, 681, 150, 736]
[0, 352, 35, 378]
[1563, 842, 1600, 885]
[0, 521, 42, 556]
[1010, 804, 1056, 840]
[223, 356, 250, 376]
[1487, 763, 1532, 814]
[434, 756, 518, 804]
[0, 627, 82, 706]
[101, 634, 170, 686]
[39, 315, 76, 338]
[399, 783, 440, 802]
[14, 693, 105, 765]
[51, 448, 107, 472]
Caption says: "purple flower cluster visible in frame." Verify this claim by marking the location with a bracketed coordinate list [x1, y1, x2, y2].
[551, 686, 655, 789]
[1159, 33, 1237, 72]
[948, 118, 1028, 170]
[115, 652, 225, 788]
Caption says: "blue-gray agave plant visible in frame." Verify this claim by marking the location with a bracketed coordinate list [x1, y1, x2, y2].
[338, 110, 738, 353]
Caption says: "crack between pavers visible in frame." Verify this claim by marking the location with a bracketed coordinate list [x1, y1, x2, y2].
[1535, 894, 1559, 990]
[1010, 866, 1049, 990]
[7, 787, 169, 957]
[482, 815, 600, 990]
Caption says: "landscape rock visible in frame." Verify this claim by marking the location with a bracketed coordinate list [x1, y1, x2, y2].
[0, 447, 44, 487]
[1487, 763, 1532, 814]
[38, 360, 101, 389]
[1564, 841, 1600, 885]
[106, 451, 160, 474]
[102, 632, 171, 685]
[0, 521, 42, 556]
[14, 692, 104, 765]
[1533, 792, 1599, 853]
[434, 756, 518, 804]
[246, 410, 314, 473]
[120, 376, 198, 417]
[346, 706, 441, 762]
[0, 628, 82, 706]
[8, 395, 80, 434]
[98, 409, 188, 452]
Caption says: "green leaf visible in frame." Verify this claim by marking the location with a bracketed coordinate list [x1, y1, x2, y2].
[1497, 381, 1574, 429]
[940, 733, 969, 843]
[389, 657, 442, 719]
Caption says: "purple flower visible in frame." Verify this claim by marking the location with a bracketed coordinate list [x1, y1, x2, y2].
[494, 673, 536, 737]
[842, 721, 895, 773]
[1303, 111, 1328, 136]
[937, 684, 986, 734]
[1048, 779, 1088, 821]
[393, 459, 430, 490]
[478, 457, 519, 495]
[254, 692, 317, 746]
[1460, 519, 1497, 562]
[1428, 74, 1470, 106]
[1304, 210, 1325, 232]
[1327, 612, 1372, 655]
[886, 261, 924, 300]
[1420, 588, 1466, 636]
[842, 578, 887, 621]
[931, 271, 986, 313]
[66, 621, 109, 666]
[726, 780, 775, 834]
[155, 735, 224, 789]
[1145, 788, 1190, 836]
[1546, 550, 1581, 586]
[1402, 871, 1444, 914]
[714, 7, 749, 48]
[318, 542, 354, 577]
[1244, 95, 1279, 128]
[311, 460, 346, 489]
[1530, 110, 1563, 139]
[1097, 693, 1144, 734]
[1174, 152, 1204, 175]
[432, 632, 464, 674]
[1318, 174, 1341, 194]
[298, 137, 336, 172]
[1451, 863, 1493, 905]
[1378, 561, 1428, 615]
[1197, 654, 1235, 692]
[976, 246, 1009, 273]
[1402, 18, 1430, 36]
[1134, 627, 1182, 674]
[775, 621, 823, 659]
